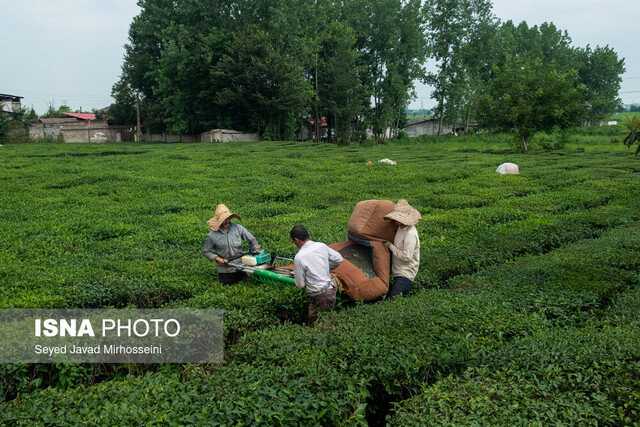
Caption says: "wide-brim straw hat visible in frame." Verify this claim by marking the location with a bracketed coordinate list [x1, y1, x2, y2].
[207, 204, 241, 231]
[384, 199, 421, 226]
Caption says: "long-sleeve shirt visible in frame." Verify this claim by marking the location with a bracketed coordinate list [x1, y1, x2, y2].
[203, 223, 260, 273]
[294, 240, 343, 296]
[387, 225, 420, 281]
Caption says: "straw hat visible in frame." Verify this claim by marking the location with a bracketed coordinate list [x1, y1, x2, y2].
[207, 204, 241, 231]
[384, 199, 421, 226]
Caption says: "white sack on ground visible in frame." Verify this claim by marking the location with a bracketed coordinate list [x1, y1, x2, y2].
[378, 158, 397, 165]
[496, 162, 519, 174]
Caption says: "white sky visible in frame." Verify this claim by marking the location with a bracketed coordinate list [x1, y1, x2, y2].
[1, 1, 140, 115]
[412, 0, 640, 109]
[1, 1, 638, 115]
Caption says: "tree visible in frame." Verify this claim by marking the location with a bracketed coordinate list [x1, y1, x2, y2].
[41, 104, 72, 119]
[0, 113, 9, 138]
[24, 107, 38, 121]
[476, 56, 587, 153]
[0, 107, 28, 139]
[476, 20, 624, 134]
[347, 0, 428, 140]
[425, 0, 494, 135]
[155, 24, 227, 134]
[112, 0, 429, 141]
[212, 27, 312, 139]
[621, 114, 640, 156]
[576, 45, 625, 125]
[316, 21, 366, 142]
[108, 79, 137, 125]
[115, 0, 180, 132]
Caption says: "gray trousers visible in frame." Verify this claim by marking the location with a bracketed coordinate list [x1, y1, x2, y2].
[307, 286, 336, 326]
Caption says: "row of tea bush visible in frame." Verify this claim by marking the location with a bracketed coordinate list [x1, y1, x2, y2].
[3, 223, 638, 424]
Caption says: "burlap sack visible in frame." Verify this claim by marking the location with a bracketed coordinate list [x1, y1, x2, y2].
[347, 199, 397, 242]
[329, 241, 390, 301]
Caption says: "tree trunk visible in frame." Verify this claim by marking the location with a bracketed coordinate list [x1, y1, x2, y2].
[520, 135, 528, 153]
[437, 57, 448, 136]
[395, 103, 403, 138]
[315, 54, 320, 143]
[465, 104, 471, 134]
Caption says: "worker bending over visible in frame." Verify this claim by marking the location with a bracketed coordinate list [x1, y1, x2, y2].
[290, 225, 343, 326]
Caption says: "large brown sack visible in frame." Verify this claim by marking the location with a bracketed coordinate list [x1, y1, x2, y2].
[347, 199, 397, 242]
[329, 241, 390, 301]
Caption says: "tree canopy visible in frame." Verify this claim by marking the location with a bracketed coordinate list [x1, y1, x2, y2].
[111, 0, 428, 140]
[476, 56, 587, 152]
[110, 0, 625, 142]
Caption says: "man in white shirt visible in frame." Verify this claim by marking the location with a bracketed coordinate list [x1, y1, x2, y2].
[291, 225, 343, 326]
[383, 199, 421, 298]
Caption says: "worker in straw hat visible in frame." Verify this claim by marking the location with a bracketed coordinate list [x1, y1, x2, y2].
[383, 199, 421, 298]
[203, 204, 261, 285]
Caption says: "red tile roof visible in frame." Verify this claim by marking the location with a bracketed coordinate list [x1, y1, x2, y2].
[62, 112, 96, 120]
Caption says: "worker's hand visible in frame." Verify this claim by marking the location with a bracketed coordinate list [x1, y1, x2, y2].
[384, 241, 392, 249]
[215, 257, 228, 264]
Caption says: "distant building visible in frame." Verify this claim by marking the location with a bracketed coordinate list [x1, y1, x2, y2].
[405, 118, 451, 137]
[30, 113, 116, 142]
[0, 93, 23, 113]
[405, 117, 470, 137]
[201, 129, 261, 142]
[61, 112, 96, 121]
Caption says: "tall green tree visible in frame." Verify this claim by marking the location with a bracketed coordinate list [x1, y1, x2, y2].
[476, 56, 587, 153]
[108, 79, 137, 125]
[346, 0, 428, 140]
[576, 45, 625, 125]
[112, 0, 429, 141]
[115, 0, 179, 131]
[212, 27, 312, 139]
[316, 21, 366, 142]
[155, 24, 227, 134]
[425, 0, 493, 135]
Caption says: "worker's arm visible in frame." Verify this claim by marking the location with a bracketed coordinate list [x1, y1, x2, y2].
[203, 235, 227, 264]
[327, 247, 343, 270]
[239, 225, 261, 252]
[293, 256, 306, 290]
[385, 232, 418, 263]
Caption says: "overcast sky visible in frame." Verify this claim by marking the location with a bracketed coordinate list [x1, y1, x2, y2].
[1, 1, 638, 115]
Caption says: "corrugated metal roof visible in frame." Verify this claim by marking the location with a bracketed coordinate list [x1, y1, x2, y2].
[62, 112, 96, 120]
[406, 118, 433, 126]
[0, 93, 23, 101]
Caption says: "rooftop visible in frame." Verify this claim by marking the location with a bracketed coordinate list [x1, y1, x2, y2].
[62, 112, 96, 120]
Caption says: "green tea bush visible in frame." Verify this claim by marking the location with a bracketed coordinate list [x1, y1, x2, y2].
[172, 281, 309, 344]
[1, 287, 535, 424]
[2, 139, 640, 424]
[388, 289, 640, 425]
[1, 364, 370, 425]
[447, 223, 640, 324]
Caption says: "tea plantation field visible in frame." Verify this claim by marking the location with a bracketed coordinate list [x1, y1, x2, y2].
[1, 136, 639, 425]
